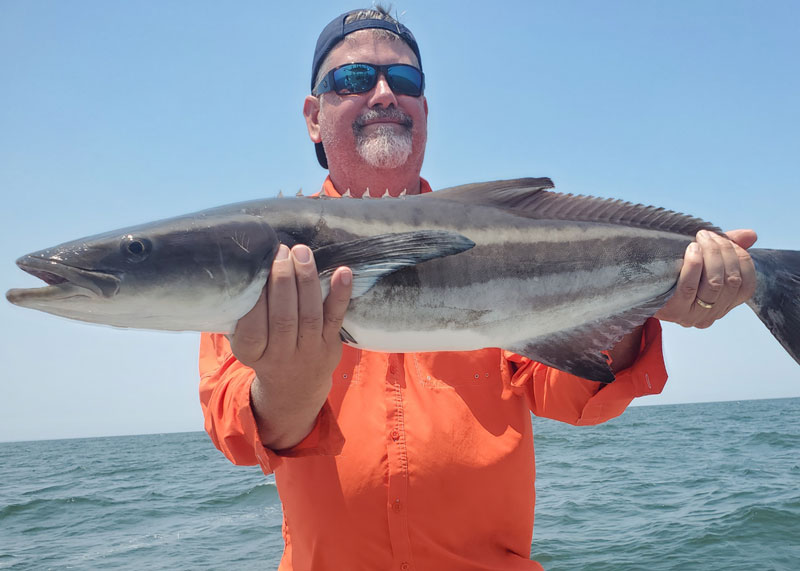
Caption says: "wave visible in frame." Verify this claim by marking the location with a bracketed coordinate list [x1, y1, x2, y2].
[0, 495, 115, 520]
[196, 481, 278, 509]
[744, 430, 800, 448]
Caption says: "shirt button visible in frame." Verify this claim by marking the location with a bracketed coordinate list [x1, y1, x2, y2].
[400, 563, 410, 570]
[390, 429, 400, 441]
[392, 499, 402, 512]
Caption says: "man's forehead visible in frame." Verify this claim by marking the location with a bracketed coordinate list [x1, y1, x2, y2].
[323, 30, 419, 70]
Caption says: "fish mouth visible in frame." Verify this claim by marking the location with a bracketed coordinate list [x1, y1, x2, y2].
[6, 256, 121, 305]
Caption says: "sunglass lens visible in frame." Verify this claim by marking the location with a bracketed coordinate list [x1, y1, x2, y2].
[333, 64, 377, 94]
[387, 66, 423, 96]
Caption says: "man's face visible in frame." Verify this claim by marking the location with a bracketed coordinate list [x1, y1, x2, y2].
[305, 29, 428, 172]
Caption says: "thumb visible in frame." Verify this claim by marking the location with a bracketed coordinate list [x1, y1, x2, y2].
[724, 229, 758, 250]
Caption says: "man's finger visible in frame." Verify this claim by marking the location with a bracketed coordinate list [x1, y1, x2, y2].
[697, 233, 740, 327]
[231, 286, 268, 365]
[293, 245, 325, 350]
[322, 267, 353, 343]
[734, 244, 757, 305]
[725, 229, 758, 306]
[656, 242, 703, 325]
[693, 230, 725, 327]
[724, 228, 758, 250]
[267, 244, 300, 353]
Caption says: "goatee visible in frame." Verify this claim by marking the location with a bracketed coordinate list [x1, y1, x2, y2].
[353, 109, 414, 169]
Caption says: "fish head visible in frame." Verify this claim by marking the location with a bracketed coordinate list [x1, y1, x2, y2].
[6, 212, 279, 332]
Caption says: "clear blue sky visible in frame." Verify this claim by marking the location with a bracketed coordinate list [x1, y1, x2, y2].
[1, 1, 798, 442]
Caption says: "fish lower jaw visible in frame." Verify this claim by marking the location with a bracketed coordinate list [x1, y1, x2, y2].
[6, 284, 95, 307]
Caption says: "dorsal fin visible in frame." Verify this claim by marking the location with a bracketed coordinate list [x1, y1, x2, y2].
[430, 178, 722, 237]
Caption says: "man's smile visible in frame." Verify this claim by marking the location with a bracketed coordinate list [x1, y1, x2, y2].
[354, 108, 414, 132]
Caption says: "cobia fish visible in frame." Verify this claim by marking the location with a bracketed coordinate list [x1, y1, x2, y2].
[6, 178, 800, 383]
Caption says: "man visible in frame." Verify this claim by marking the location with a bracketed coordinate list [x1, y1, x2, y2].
[199, 8, 756, 570]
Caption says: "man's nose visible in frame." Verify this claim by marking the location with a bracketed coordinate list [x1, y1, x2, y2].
[367, 74, 399, 108]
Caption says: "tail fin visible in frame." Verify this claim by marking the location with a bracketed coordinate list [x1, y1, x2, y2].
[747, 249, 800, 365]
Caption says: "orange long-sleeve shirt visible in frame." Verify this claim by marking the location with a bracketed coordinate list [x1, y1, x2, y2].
[199, 178, 668, 570]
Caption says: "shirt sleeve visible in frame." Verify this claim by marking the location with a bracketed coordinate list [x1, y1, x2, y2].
[198, 333, 343, 475]
[504, 318, 667, 426]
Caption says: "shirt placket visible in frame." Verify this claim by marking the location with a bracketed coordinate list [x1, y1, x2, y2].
[385, 352, 414, 571]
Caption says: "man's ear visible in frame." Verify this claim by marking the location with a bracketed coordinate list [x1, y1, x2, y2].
[303, 95, 322, 143]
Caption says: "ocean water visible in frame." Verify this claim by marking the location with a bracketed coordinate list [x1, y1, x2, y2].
[1, 398, 798, 570]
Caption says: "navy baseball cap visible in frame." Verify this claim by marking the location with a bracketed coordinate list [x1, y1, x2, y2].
[311, 10, 423, 169]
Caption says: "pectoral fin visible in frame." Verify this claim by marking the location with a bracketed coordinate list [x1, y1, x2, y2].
[339, 327, 357, 344]
[314, 230, 475, 299]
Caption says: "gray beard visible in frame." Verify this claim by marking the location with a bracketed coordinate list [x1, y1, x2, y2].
[355, 124, 413, 169]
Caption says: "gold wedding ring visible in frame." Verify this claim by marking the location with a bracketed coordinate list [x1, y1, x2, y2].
[695, 298, 714, 309]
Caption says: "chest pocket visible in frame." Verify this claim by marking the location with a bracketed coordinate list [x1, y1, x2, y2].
[411, 350, 503, 389]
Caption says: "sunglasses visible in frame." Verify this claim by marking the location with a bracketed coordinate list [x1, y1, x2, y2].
[313, 63, 425, 97]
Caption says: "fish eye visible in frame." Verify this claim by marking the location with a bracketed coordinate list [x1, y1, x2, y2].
[120, 235, 152, 262]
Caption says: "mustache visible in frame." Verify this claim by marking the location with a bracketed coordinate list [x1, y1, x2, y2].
[353, 108, 414, 130]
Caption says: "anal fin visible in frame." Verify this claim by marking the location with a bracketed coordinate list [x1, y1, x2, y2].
[508, 289, 674, 383]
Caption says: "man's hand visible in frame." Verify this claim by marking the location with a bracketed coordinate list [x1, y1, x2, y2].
[655, 229, 757, 328]
[229, 244, 352, 450]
